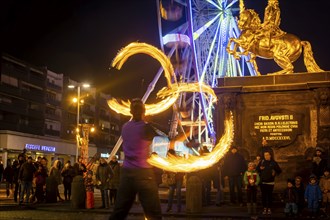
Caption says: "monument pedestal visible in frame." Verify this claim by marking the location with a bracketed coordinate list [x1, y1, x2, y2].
[215, 72, 330, 187]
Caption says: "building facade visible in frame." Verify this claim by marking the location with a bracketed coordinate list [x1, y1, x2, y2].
[0, 54, 120, 167]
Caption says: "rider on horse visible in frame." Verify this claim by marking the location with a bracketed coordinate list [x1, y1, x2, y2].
[257, 0, 286, 50]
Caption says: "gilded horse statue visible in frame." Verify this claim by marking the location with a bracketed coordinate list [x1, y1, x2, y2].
[227, 0, 323, 75]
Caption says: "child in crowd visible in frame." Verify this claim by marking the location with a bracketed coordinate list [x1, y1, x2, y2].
[305, 174, 322, 218]
[243, 162, 260, 216]
[281, 178, 298, 217]
[319, 167, 330, 216]
[34, 165, 47, 203]
[85, 170, 94, 209]
[253, 155, 261, 168]
[294, 176, 305, 216]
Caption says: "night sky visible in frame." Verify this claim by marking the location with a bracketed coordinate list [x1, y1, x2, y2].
[2, 0, 330, 100]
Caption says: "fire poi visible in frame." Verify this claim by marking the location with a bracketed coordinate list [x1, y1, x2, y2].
[107, 42, 233, 172]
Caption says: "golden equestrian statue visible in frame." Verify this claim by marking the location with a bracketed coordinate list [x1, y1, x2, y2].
[227, 0, 324, 75]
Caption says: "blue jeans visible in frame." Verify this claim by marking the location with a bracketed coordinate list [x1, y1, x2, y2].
[229, 175, 243, 203]
[20, 181, 32, 203]
[109, 168, 162, 220]
[167, 179, 183, 210]
[307, 199, 320, 213]
[284, 202, 298, 214]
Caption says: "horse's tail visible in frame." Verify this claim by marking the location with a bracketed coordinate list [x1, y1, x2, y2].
[301, 41, 323, 72]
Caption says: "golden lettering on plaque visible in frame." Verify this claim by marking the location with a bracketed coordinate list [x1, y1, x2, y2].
[252, 112, 302, 147]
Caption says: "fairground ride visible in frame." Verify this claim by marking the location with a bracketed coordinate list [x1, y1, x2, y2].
[157, 0, 257, 152]
[107, 0, 258, 161]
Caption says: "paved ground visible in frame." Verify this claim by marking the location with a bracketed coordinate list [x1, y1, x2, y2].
[0, 183, 323, 219]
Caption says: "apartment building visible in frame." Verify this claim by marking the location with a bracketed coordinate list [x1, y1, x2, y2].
[0, 54, 120, 167]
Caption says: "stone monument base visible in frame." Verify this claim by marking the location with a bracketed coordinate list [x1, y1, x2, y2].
[215, 72, 330, 188]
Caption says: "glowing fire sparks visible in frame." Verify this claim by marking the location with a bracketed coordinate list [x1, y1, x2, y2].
[108, 95, 178, 116]
[108, 42, 232, 172]
[107, 42, 217, 116]
[147, 113, 234, 172]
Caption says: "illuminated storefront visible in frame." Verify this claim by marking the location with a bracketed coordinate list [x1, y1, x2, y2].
[0, 130, 97, 168]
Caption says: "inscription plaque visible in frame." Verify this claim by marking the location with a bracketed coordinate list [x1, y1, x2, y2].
[252, 111, 302, 147]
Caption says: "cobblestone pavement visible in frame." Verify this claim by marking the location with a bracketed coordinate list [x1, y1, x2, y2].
[0, 209, 109, 220]
[0, 182, 306, 219]
[0, 209, 249, 220]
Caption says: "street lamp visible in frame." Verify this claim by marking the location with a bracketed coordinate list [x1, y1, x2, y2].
[68, 83, 90, 162]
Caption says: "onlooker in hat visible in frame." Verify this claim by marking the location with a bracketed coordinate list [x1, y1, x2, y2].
[96, 158, 112, 208]
[294, 176, 305, 216]
[243, 162, 260, 216]
[18, 156, 36, 204]
[281, 178, 298, 217]
[319, 167, 330, 216]
[312, 147, 328, 179]
[305, 174, 322, 218]
[223, 146, 247, 206]
[257, 151, 282, 215]
[18, 149, 27, 163]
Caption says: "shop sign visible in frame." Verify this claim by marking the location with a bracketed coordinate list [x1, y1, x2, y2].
[25, 144, 56, 152]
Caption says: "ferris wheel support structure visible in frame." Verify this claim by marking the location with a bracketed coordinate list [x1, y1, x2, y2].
[157, 0, 258, 149]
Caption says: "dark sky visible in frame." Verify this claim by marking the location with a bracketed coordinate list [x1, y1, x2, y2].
[2, 0, 330, 100]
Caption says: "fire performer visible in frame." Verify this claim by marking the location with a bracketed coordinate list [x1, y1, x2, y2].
[109, 98, 162, 220]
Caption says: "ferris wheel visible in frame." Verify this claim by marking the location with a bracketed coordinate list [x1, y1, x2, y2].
[156, 0, 257, 149]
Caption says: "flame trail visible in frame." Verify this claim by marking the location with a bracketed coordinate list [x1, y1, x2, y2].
[147, 112, 234, 172]
[107, 42, 217, 116]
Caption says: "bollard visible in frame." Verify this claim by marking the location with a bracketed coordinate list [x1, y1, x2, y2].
[71, 175, 86, 209]
[86, 191, 94, 209]
[186, 175, 202, 213]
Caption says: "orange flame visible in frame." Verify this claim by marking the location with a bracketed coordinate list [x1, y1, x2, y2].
[107, 42, 217, 116]
[147, 112, 234, 172]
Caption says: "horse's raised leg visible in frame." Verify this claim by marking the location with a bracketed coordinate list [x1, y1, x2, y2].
[226, 38, 236, 55]
[267, 55, 294, 75]
[227, 38, 241, 59]
[249, 54, 261, 76]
